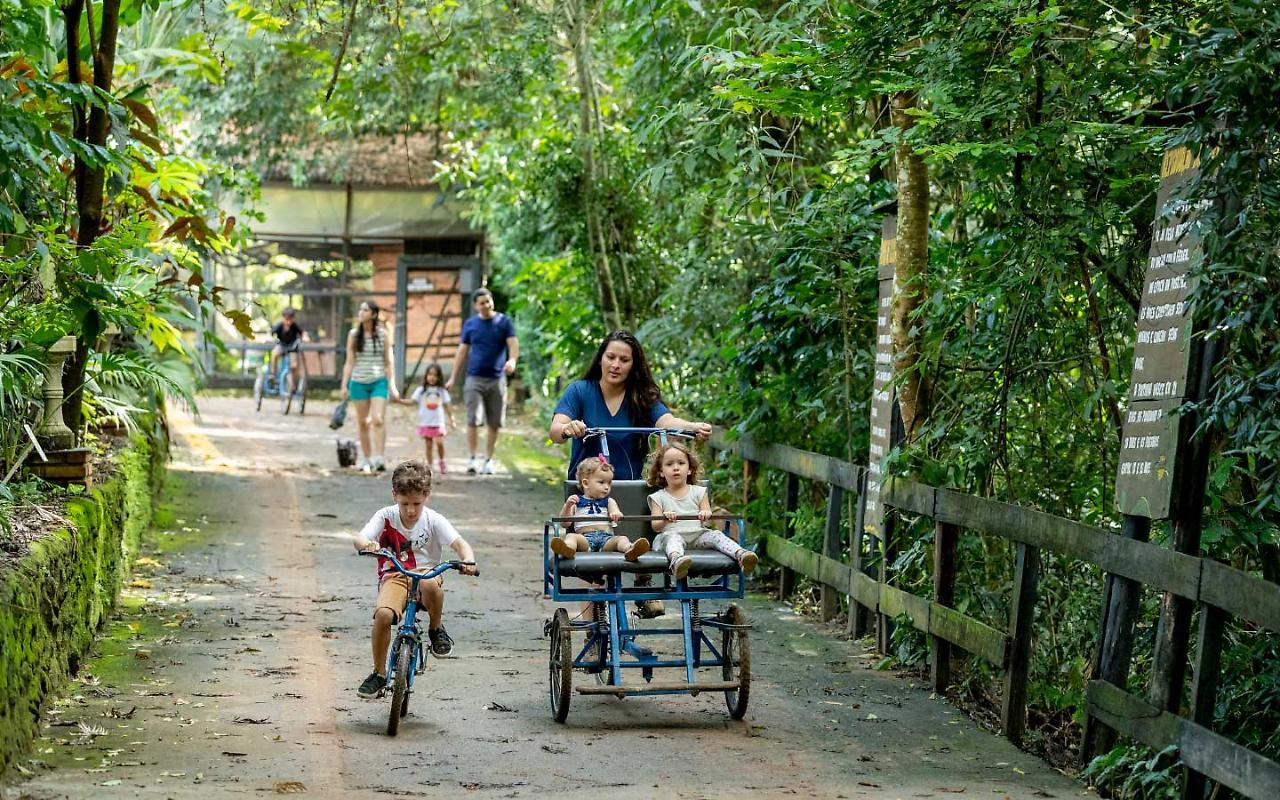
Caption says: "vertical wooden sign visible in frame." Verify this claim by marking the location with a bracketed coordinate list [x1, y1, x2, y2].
[1114, 146, 1209, 518]
[864, 214, 897, 536]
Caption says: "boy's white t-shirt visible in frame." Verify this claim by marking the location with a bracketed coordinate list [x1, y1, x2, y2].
[647, 484, 708, 539]
[359, 505, 461, 582]
[410, 386, 451, 430]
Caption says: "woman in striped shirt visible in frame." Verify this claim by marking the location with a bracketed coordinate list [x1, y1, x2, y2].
[341, 300, 401, 472]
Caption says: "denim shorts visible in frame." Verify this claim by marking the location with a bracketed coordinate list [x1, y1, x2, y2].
[584, 531, 612, 552]
[348, 377, 388, 401]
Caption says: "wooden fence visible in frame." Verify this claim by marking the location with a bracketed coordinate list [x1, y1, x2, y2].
[710, 430, 1280, 800]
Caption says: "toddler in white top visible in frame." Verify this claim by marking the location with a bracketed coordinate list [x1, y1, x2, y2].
[646, 442, 757, 580]
[550, 456, 649, 560]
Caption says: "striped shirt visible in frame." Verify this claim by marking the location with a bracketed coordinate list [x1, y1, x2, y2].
[349, 327, 387, 383]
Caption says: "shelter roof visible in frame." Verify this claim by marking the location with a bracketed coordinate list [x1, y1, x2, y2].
[260, 132, 444, 188]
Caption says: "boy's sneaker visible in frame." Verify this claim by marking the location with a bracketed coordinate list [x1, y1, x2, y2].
[671, 555, 693, 580]
[466, 455, 479, 474]
[482, 458, 496, 475]
[624, 538, 649, 561]
[357, 672, 386, 698]
[428, 626, 454, 657]
[264, 376, 278, 393]
[739, 551, 759, 574]
[437, 459, 448, 474]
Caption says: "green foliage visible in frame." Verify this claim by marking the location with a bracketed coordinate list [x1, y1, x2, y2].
[1081, 745, 1181, 800]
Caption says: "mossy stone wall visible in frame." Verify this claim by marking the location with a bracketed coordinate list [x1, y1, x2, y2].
[0, 430, 165, 778]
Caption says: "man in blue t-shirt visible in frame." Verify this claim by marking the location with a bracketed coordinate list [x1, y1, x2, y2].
[445, 288, 519, 475]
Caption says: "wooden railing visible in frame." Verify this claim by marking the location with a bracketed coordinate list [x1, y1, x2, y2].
[710, 430, 1280, 800]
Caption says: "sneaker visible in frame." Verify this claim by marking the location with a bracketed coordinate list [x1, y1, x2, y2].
[623, 538, 649, 561]
[550, 538, 576, 559]
[635, 599, 665, 619]
[357, 672, 386, 698]
[739, 551, 759, 574]
[466, 455, 479, 474]
[265, 377, 278, 393]
[671, 555, 693, 580]
[482, 458, 496, 475]
[373, 456, 386, 472]
[428, 626, 454, 657]
[359, 459, 373, 474]
[437, 459, 448, 474]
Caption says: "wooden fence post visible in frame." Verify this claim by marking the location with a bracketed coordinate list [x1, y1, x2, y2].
[1082, 514, 1152, 763]
[743, 458, 758, 507]
[1182, 604, 1226, 800]
[779, 472, 799, 600]
[821, 484, 845, 621]
[931, 521, 960, 694]
[849, 472, 871, 637]
[877, 513, 897, 654]
[1002, 542, 1040, 745]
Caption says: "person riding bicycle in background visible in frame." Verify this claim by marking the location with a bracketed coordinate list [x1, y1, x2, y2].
[268, 307, 310, 392]
[353, 460, 478, 699]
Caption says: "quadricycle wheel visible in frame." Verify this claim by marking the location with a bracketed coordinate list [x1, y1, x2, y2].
[253, 368, 264, 411]
[548, 608, 572, 723]
[721, 604, 751, 720]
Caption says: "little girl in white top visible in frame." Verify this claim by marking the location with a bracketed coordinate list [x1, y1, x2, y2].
[646, 442, 757, 579]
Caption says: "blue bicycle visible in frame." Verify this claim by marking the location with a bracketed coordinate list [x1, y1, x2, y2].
[253, 343, 308, 415]
[359, 549, 478, 735]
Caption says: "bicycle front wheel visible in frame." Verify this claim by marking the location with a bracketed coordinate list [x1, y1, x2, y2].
[386, 639, 412, 735]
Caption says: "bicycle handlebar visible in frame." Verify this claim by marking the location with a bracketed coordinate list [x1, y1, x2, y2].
[359, 549, 480, 579]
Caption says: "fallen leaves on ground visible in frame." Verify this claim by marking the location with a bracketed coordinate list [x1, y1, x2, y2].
[483, 701, 516, 713]
[273, 780, 307, 793]
[233, 716, 271, 724]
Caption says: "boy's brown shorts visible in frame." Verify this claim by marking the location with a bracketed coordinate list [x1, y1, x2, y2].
[374, 573, 444, 623]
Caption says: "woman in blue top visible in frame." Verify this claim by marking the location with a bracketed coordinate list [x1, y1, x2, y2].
[550, 330, 710, 617]
[550, 330, 711, 480]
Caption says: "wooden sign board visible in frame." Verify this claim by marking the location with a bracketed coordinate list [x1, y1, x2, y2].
[865, 214, 897, 536]
[1115, 146, 1207, 517]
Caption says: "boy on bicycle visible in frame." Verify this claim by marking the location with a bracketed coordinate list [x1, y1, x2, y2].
[353, 459, 478, 698]
[268, 307, 309, 391]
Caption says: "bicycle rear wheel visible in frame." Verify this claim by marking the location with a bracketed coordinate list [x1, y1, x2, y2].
[387, 639, 412, 735]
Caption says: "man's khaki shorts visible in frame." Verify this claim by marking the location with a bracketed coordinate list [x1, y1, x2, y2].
[464, 375, 507, 428]
[374, 573, 444, 623]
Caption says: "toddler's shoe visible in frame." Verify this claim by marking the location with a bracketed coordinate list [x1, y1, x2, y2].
[671, 555, 693, 580]
[623, 538, 649, 561]
[437, 458, 448, 474]
[550, 538, 576, 559]
[429, 626, 454, 657]
[357, 672, 386, 698]
[739, 551, 758, 573]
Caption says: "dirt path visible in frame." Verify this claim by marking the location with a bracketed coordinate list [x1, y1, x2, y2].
[6, 396, 1090, 800]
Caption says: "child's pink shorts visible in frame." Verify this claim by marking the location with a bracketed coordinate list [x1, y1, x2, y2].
[416, 425, 445, 439]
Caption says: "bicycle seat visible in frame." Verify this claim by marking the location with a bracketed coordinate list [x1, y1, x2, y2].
[554, 551, 738, 579]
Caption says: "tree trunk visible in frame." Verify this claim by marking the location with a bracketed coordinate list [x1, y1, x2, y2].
[565, 0, 622, 330]
[61, 0, 123, 441]
[890, 92, 930, 441]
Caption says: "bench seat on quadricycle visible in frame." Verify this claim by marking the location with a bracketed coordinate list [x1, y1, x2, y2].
[540, 435, 754, 724]
[553, 551, 739, 579]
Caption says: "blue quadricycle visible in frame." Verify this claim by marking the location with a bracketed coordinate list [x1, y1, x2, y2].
[542, 427, 752, 723]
